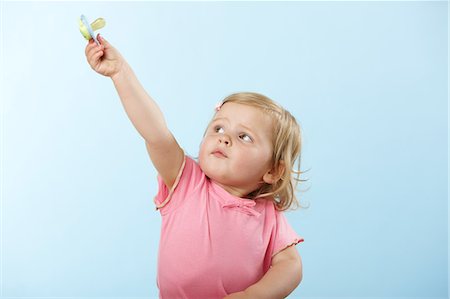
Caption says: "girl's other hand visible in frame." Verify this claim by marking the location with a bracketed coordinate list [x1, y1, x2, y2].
[85, 34, 123, 78]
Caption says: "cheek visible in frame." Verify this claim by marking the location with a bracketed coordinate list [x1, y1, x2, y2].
[198, 139, 210, 161]
[242, 148, 272, 169]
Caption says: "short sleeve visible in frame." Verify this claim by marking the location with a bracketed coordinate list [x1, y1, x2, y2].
[271, 211, 304, 257]
[153, 156, 204, 215]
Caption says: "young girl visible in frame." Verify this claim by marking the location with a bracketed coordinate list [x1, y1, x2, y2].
[85, 34, 305, 299]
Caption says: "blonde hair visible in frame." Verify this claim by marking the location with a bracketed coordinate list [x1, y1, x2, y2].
[218, 92, 307, 211]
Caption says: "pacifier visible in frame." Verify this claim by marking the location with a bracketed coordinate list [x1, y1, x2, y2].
[79, 14, 105, 45]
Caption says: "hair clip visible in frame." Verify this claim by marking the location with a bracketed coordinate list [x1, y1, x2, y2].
[215, 101, 223, 112]
[79, 14, 106, 45]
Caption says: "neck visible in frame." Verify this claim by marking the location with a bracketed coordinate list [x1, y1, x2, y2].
[212, 180, 261, 200]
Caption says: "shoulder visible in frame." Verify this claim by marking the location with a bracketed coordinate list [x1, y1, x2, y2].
[182, 156, 207, 188]
[154, 155, 207, 213]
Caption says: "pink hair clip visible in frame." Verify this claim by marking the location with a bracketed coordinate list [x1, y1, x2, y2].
[215, 101, 223, 112]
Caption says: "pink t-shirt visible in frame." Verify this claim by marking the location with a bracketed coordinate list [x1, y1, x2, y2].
[154, 156, 304, 299]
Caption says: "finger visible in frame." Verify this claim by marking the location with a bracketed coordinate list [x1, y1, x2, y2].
[91, 52, 105, 71]
[87, 47, 103, 66]
[88, 48, 103, 64]
[85, 38, 95, 50]
[92, 49, 104, 62]
[87, 43, 102, 59]
[85, 41, 98, 57]
[97, 34, 109, 48]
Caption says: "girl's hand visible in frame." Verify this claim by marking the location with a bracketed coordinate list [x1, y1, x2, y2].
[84, 34, 123, 78]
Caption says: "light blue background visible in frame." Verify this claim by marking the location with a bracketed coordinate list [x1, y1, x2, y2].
[1, 1, 448, 298]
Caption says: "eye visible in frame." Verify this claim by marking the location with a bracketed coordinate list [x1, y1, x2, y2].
[239, 133, 253, 142]
[214, 126, 224, 134]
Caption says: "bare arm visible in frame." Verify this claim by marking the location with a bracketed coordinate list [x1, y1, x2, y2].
[111, 62, 184, 188]
[224, 246, 303, 299]
[85, 36, 183, 188]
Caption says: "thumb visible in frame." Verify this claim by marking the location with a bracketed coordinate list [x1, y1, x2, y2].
[97, 34, 109, 47]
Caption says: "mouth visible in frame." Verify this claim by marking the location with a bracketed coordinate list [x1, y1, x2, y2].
[212, 149, 228, 158]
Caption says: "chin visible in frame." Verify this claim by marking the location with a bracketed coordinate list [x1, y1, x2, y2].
[201, 166, 219, 181]
[201, 164, 226, 184]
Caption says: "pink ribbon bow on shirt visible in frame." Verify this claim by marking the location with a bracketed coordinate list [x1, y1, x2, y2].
[222, 200, 260, 217]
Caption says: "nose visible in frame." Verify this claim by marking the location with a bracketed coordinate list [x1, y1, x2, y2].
[219, 134, 232, 146]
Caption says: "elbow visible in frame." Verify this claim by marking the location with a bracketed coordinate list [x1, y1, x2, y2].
[288, 246, 303, 289]
[280, 259, 303, 298]
[289, 254, 303, 293]
[295, 258, 303, 287]
[281, 256, 304, 297]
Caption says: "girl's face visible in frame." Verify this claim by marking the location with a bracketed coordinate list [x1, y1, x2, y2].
[199, 102, 275, 198]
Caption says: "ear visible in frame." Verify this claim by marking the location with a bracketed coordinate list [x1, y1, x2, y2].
[263, 161, 286, 184]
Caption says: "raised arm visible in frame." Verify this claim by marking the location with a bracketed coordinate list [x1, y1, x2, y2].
[85, 35, 184, 188]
